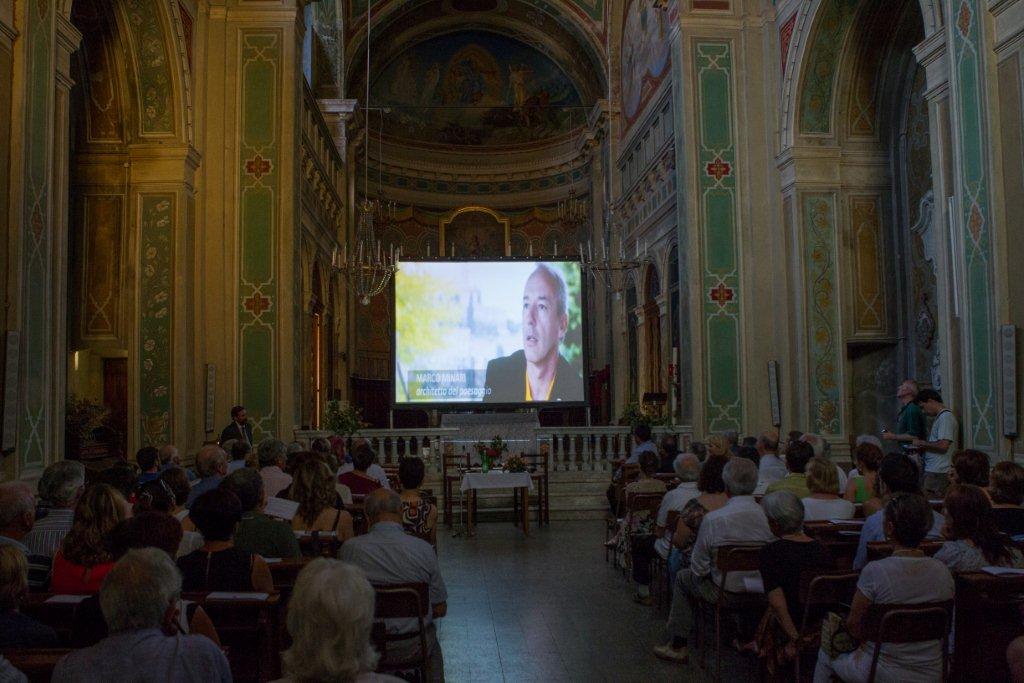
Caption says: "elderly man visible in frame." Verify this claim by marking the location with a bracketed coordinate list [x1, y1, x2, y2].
[340, 489, 447, 681]
[631, 453, 701, 605]
[52, 548, 231, 682]
[882, 379, 927, 455]
[221, 468, 301, 559]
[257, 438, 293, 498]
[0, 483, 51, 589]
[654, 458, 773, 662]
[22, 461, 84, 558]
[756, 430, 787, 484]
[185, 444, 229, 508]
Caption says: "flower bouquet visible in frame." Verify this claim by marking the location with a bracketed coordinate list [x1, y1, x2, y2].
[504, 454, 527, 473]
[474, 435, 509, 472]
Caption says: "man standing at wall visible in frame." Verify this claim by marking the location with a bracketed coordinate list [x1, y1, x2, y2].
[912, 389, 959, 498]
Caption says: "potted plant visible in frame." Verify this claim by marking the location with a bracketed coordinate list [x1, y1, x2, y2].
[324, 400, 367, 452]
[65, 395, 111, 461]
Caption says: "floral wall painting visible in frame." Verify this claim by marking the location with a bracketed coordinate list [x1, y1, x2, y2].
[621, 0, 677, 133]
[371, 31, 584, 147]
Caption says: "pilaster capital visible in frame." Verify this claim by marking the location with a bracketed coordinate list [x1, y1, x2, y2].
[913, 30, 949, 98]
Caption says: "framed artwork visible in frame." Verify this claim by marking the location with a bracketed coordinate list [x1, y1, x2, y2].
[439, 206, 511, 257]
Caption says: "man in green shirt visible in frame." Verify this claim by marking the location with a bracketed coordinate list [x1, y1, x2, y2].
[220, 468, 301, 559]
[882, 379, 928, 467]
[764, 441, 814, 498]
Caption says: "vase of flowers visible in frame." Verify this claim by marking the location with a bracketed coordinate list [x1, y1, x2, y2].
[505, 454, 527, 473]
[475, 435, 508, 472]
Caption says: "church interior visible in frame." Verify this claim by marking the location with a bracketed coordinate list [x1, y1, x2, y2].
[2, 0, 1024, 681]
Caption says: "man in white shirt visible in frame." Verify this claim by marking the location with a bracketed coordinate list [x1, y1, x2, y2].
[23, 461, 84, 558]
[654, 458, 773, 662]
[756, 430, 787, 484]
[257, 438, 293, 498]
[607, 424, 658, 513]
[631, 454, 701, 604]
[911, 389, 958, 498]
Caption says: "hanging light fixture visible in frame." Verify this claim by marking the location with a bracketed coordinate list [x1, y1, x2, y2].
[557, 108, 589, 235]
[332, 0, 398, 306]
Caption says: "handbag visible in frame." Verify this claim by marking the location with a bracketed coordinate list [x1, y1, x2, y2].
[820, 611, 858, 659]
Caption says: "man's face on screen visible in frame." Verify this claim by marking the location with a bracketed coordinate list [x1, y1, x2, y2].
[522, 271, 567, 366]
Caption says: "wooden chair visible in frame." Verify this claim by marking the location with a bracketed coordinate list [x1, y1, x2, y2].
[863, 600, 954, 683]
[803, 521, 863, 570]
[698, 545, 766, 680]
[19, 594, 84, 643]
[866, 540, 944, 562]
[952, 571, 1024, 682]
[521, 451, 550, 525]
[296, 530, 342, 557]
[372, 582, 431, 681]
[2, 648, 73, 683]
[794, 571, 859, 681]
[442, 452, 469, 527]
[183, 591, 282, 683]
[269, 557, 311, 596]
[650, 508, 682, 608]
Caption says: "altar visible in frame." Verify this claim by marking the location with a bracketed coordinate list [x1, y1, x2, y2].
[439, 412, 540, 459]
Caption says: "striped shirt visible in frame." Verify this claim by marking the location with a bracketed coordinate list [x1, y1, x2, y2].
[22, 508, 74, 558]
[0, 536, 51, 590]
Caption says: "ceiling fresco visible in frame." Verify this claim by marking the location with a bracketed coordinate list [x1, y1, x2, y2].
[371, 30, 583, 147]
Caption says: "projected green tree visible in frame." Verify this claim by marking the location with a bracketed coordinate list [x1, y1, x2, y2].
[558, 262, 583, 365]
[395, 269, 460, 371]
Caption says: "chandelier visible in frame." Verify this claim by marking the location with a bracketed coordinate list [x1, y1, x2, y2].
[331, 0, 398, 306]
[557, 185, 589, 234]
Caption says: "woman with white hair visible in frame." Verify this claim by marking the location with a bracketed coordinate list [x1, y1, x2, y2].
[756, 491, 830, 676]
[279, 558, 403, 682]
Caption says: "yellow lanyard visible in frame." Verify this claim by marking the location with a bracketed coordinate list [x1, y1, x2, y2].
[525, 369, 556, 401]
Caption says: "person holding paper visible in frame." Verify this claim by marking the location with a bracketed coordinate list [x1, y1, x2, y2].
[483, 264, 583, 403]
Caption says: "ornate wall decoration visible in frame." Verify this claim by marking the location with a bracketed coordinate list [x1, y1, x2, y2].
[120, 0, 175, 135]
[950, 0, 997, 448]
[798, 0, 858, 135]
[72, 0, 125, 142]
[695, 40, 742, 432]
[621, 0, 677, 134]
[18, 0, 54, 469]
[138, 195, 174, 446]
[692, 0, 730, 10]
[238, 31, 281, 439]
[439, 207, 511, 257]
[375, 168, 584, 195]
[779, 13, 796, 76]
[372, 31, 582, 147]
[849, 195, 886, 334]
[81, 196, 123, 339]
[802, 194, 842, 435]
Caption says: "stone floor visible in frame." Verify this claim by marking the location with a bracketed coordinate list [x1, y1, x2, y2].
[435, 520, 760, 682]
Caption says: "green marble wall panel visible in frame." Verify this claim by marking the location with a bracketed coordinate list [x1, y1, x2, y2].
[802, 194, 842, 435]
[138, 195, 174, 446]
[238, 31, 281, 439]
[120, 0, 175, 134]
[695, 41, 742, 432]
[950, 0, 997, 448]
[19, 0, 54, 469]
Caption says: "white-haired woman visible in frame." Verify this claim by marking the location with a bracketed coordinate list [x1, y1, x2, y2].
[756, 491, 830, 677]
[277, 558, 404, 683]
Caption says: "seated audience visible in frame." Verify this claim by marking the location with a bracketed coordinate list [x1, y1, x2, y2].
[765, 440, 814, 499]
[258, 438, 293, 498]
[135, 446, 161, 486]
[220, 467, 301, 559]
[631, 453, 701, 605]
[756, 491, 830, 676]
[338, 442, 391, 489]
[279, 558, 404, 683]
[801, 433, 849, 492]
[134, 478, 176, 515]
[177, 489, 274, 593]
[340, 489, 447, 681]
[93, 462, 138, 503]
[158, 444, 180, 472]
[935, 484, 1024, 571]
[990, 461, 1024, 537]
[736, 445, 760, 468]
[52, 483, 130, 594]
[311, 437, 340, 471]
[705, 434, 730, 458]
[802, 457, 856, 521]
[70, 511, 220, 648]
[0, 483, 52, 589]
[227, 439, 251, 473]
[757, 430, 787, 485]
[398, 457, 437, 544]
[289, 459, 355, 541]
[657, 434, 680, 474]
[53, 548, 231, 683]
[654, 458, 773, 663]
[949, 448, 991, 488]
[159, 466, 192, 523]
[626, 451, 669, 495]
[667, 455, 730, 580]
[339, 444, 387, 496]
[844, 442, 883, 508]
[0, 545, 58, 648]
[186, 444, 230, 508]
[814, 493, 954, 682]
[854, 453, 945, 569]
[609, 452, 668, 557]
[22, 460, 84, 558]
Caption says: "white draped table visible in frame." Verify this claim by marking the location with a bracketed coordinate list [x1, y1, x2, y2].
[460, 471, 534, 536]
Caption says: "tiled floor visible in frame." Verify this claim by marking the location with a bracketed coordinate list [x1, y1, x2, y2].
[435, 520, 760, 682]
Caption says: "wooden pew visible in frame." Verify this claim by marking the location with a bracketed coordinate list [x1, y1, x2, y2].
[803, 521, 863, 570]
[952, 571, 1024, 682]
[2, 648, 73, 683]
[183, 591, 282, 683]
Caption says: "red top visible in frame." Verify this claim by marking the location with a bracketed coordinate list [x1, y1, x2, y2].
[338, 471, 382, 496]
[51, 551, 114, 594]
